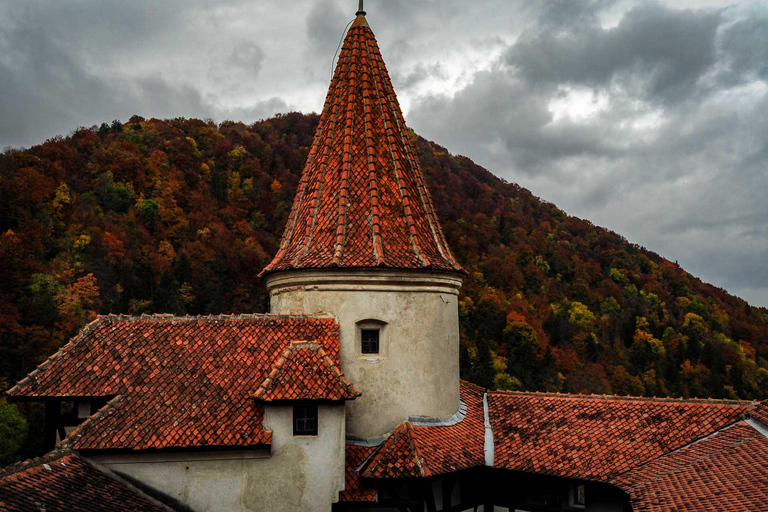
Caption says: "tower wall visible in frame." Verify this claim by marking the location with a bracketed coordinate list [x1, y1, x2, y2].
[266, 269, 462, 439]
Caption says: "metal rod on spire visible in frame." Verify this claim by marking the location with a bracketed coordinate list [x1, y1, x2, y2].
[357, 0, 366, 16]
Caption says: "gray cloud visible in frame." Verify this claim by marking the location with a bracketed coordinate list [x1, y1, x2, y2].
[1, 0, 767, 307]
[507, 3, 723, 102]
[408, 1, 768, 306]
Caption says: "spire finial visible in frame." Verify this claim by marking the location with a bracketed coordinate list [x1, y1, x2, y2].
[356, 0, 366, 16]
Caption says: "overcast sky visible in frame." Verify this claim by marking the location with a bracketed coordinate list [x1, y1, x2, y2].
[1, 0, 767, 307]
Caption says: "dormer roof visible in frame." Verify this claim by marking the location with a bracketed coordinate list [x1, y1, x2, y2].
[261, 14, 464, 277]
[253, 340, 361, 401]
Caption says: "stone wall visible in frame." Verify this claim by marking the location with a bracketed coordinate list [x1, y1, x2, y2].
[267, 269, 463, 439]
[93, 404, 346, 512]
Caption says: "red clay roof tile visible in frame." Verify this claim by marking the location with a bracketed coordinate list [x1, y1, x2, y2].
[613, 421, 768, 512]
[253, 340, 361, 401]
[0, 450, 176, 511]
[339, 444, 378, 503]
[7, 314, 342, 451]
[260, 20, 464, 277]
[358, 382, 486, 479]
[488, 390, 755, 481]
[750, 400, 768, 425]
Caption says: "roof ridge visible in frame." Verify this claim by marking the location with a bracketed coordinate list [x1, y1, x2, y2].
[59, 395, 125, 449]
[331, 29, 358, 266]
[5, 316, 104, 396]
[361, 421, 430, 478]
[96, 312, 337, 322]
[366, 34, 428, 268]
[404, 422, 431, 477]
[252, 340, 361, 401]
[362, 42, 385, 266]
[0, 449, 75, 479]
[490, 389, 758, 406]
[613, 420, 760, 491]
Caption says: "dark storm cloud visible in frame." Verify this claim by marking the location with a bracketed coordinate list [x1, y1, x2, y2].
[0, 13, 213, 148]
[407, 1, 768, 306]
[507, 4, 722, 102]
[1, 0, 767, 306]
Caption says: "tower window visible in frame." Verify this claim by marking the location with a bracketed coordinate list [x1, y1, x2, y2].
[293, 404, 318, 436]
[361, 329, 380, 354]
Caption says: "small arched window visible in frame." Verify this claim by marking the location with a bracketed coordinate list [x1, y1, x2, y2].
[356, 319, 388, 358]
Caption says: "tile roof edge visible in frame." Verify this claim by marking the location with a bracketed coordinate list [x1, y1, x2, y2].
[59, 395, 125, 449]
[610, 419, 762, 492]
[745, 417, 768, 439]
[78, 454, 180, 511]
[253, 341, 361, 401]
[489, 389, 757, 406]
[360, 422, 431, 478]
[6, 316, 106, 397]
[460, 380, 486, 393]
[95, 312, 338, 322]
[0, 448, 76, 479]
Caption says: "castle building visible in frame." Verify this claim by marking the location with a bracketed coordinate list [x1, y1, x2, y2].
[3, 5, 768, 512]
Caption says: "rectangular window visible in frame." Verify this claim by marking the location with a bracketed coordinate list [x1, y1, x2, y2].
[361, 329, 380, 354]
[293, 404, 318, 436]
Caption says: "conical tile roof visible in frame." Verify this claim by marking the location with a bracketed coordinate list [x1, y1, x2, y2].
[261, 13, 464, 276]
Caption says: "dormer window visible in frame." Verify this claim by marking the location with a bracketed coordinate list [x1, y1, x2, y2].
[361, 329, 380, 354]
[293, 404, 318, 436]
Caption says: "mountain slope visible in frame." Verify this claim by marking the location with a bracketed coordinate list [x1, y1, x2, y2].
[1, 113, 766, 460]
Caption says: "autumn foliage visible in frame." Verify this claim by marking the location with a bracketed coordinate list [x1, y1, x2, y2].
[1, 114, 767, 459]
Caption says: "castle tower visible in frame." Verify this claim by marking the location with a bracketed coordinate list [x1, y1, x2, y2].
[261, 7, 466, 439]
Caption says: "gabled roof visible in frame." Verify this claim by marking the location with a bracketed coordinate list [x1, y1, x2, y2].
[0, 450, 177, 511]
[487, 390, 755, 481]
[751, 399, 768, 425]
[260, 13, 464, 277]
[253, 340, 361, 401]
[350, 383, 760, 488]
[356, 382, 486, 480]
[613, 421, 768, 512]
[7, 314, 343, 451]
[361, 422, 430, 478]
[339, 444, 378, 503]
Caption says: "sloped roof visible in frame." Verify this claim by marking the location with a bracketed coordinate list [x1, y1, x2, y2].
[353, 384, 760, 487]
[253, 340, 361, 401]
[339, 444, 378, 503]
[751, 400, 768, 425]
[361, 422, 430, 478]
[261, 13, 464, 277]
[613, 421, 768, 512]
[0, 450, 176, 512]
[487, 390, 755, 481]
[357, 382, 486, 480]
[7, 314, 343, 451]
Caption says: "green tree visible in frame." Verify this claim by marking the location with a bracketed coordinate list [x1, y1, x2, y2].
[0, 398, 26, 466]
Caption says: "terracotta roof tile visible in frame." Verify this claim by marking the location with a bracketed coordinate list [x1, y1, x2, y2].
[361, 422, 429, 478]
[613, 421, 768, 512]
[488, 390, 755, 481]
[339, 444, 378, 503]
[261, 19, 464, 277]
[359, 382, 486, 479]
[750, 400, 768, 425]
[7, 314, 341, 451]
[253, 340, 361, 401]
[0, 450, 176, 511]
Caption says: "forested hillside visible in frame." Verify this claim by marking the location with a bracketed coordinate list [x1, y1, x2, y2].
[1, 113, 767, 463]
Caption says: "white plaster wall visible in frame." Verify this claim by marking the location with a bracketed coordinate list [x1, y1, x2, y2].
[92, 404, 346, 512]
[267, 269, 463, 439]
